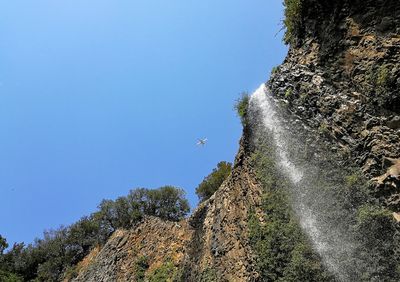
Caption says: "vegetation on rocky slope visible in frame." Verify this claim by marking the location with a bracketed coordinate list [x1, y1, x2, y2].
[147, 260, 180, 282]
[195, 161, 232, 202]
[283, 0, 303, 44]
[234, 92, 250, 126]
[0, 186, 189, 281]
[134, 256, 149, 281]
[133, 256, 183, 282]
[248, 143, 334, 281]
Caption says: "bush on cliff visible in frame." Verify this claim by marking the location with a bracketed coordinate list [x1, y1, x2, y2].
[147, 259, 179, 282]
[234, 92, 250, 126]
[0, 236, 23, 282]
[196, 161, 232, 202]
[283, 0, 303, 44]
[95, 186, 189, 232]
[355, 204, 400, 280]
[0, 270, 22, 282]
[134, 255, 149, 281]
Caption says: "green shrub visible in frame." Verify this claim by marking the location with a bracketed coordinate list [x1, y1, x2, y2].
[283, 243, 332, 281]
[345, 173, 361, 187]
[249, 195, 332, 282]
[63, 266, 78, 281]
[284, 88, 293, 99]
[95, 186, 190, 233]
[199, 267, 217, 282]
[340, 171, 370, 211]
[368, 64, 392, 96]
[366, 64, 393, 95]
[283, 0, 303, 44]
[234, 92, 250, 126]
[299, 93, 308, 103]
[147, 260, 178, 282]
[140, 186, 191, 222]
[0, 270, 23, 282]
[356, 205, 394, 240]
[0, 235, 8, 255]
[355, 204, 400, 281]
[196, 161, 232, 202]
[376, 64, 390, 88]
[134, 256, 149, 281]
[318, 122, 329, 136]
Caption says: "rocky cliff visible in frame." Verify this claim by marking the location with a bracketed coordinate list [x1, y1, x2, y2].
[70, 134, 264, 282]
[69, 1, 400, 281]
[69, 217, 191, 281]
[270, 0, 400, 211]
[180, 136, 263, 281]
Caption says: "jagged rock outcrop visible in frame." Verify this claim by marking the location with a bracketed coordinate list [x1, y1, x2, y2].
[70, 217, 191, 281]
[269, 0, 400, 210]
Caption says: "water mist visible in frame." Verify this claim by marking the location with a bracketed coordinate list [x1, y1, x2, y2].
[249, 84, 368, 281]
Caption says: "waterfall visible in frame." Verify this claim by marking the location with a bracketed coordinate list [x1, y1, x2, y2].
[249, 84, 363, 281]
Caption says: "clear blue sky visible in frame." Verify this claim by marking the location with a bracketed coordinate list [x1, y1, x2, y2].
[0, 0, 287, 245]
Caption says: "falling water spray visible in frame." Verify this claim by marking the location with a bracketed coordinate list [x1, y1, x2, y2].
[249, 84, 365, 281]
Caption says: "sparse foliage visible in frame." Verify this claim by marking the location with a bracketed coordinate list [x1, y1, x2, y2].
[134, 256, 149, 281]
[196, 161, 232, 202]
[354, 205, 400, 281]
[199, 268, 217, 282]
[0, 269, 23, 282]
[234, 92, 250, 126]
[147, 259, 179, 282]
[284, 88, 293, 99]
[376, 64, 391, 88]
[283, 0, 303, 44]
[0, 235, 8, 255]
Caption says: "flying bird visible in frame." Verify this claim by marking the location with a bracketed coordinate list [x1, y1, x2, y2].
[197, 138, 208, 146]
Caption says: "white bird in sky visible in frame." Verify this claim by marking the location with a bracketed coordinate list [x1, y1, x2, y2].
[197, 138, 208, 146]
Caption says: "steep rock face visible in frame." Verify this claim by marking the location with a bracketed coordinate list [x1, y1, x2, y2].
[270, 0, 400, 210]
[70, 217, 191, 281]
[181, 136, 263, 281]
